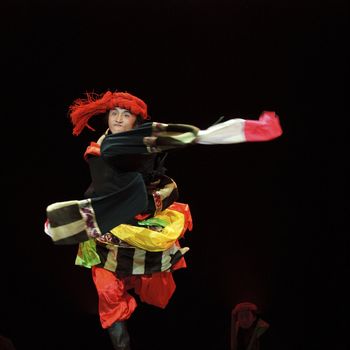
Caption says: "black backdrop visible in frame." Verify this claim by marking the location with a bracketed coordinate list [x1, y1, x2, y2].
[1, 0, 349, 349]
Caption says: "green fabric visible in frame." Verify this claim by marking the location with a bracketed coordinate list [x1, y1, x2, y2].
[75, 239, 101, 268]
[137, 217, 169, 228]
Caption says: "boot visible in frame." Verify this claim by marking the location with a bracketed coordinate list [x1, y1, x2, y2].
[107, 321, 131, 350]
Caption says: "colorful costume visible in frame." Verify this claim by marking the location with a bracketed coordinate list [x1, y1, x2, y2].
[44, 90, 282, 349]
[73, 131, 193, 328]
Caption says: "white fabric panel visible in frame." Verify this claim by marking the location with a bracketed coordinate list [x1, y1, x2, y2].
[195, 118, 247, 144]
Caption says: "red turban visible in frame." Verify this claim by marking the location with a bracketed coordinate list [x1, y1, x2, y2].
[232, 302, 258, 315]
[69, 90, 149, 136]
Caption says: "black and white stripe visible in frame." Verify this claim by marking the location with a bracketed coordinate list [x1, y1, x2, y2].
[95, 242, 189, 276]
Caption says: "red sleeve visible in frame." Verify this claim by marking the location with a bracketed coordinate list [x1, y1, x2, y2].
[84, 142, 101, 160]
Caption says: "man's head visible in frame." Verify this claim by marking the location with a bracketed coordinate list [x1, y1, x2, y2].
[107, 106, 138, 134]
[69, 90, 149, 136]
[232, 302, 258, 329]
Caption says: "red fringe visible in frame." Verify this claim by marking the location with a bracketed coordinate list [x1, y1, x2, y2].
[69, 90, 149, 136]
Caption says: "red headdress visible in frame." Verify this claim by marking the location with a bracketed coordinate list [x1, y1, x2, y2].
[232, 302, 258, 315]
[69, 90, 149, 136]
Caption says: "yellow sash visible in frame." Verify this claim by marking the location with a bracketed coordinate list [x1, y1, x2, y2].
[110, 209, 184, 251]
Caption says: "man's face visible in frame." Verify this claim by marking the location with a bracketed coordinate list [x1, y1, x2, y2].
[108, 107, 137, 134]
[237, 310, 256, 329]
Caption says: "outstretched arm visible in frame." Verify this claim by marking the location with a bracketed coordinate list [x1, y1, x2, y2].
[101, 112, 282, 159]
[100, 122, 200, 158]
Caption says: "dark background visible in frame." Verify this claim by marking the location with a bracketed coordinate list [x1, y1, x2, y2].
[1, 0, 349, 349]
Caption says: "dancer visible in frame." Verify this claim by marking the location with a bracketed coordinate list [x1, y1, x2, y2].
[45, 90, 282, 349]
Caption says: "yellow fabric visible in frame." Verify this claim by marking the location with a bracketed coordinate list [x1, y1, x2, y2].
[110, 209, 184, 252]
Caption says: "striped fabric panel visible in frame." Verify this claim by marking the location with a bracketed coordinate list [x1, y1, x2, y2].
[146, 122, 199, 152]
[46, 199, 101, 245]
[148, 175, 179, 215]
[168, 246, 189, 267]
[103, 245, 118, 272]
[157, 178, 178, 208]
[47, 200, 83, 225]
[116, 247, 135, 275]
[144, 250, 162, 274]
[132, 249, 147, 274]
[95, 242, 189, 276]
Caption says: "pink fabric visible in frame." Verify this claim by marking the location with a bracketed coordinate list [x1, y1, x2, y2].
[244, 111, 283, 141]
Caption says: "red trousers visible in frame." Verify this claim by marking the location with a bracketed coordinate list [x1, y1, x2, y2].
[92, 266, 177, 328]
